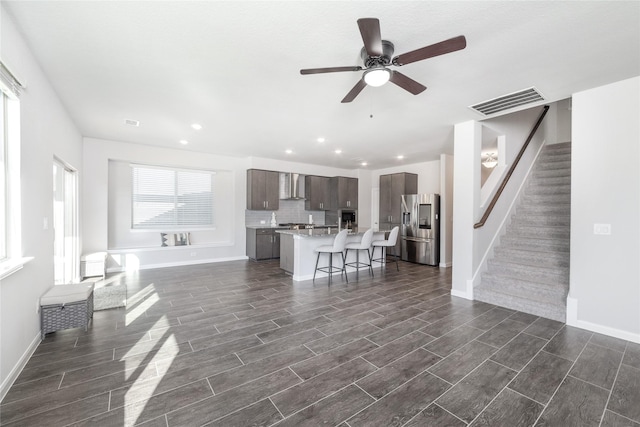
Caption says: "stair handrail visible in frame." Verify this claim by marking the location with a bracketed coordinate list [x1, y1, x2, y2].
[474, 105, 550, 229]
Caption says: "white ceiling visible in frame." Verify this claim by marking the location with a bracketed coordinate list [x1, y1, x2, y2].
[3, 1, 639, 169]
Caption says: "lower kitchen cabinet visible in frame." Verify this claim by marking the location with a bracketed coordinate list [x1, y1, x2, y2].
[247, 228, 281, 260]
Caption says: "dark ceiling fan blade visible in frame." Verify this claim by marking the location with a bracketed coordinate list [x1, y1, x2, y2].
[393, 35, 467, 66]
[389, 71, 427, 95]
[357, 18, 383, 57]
[300, 66, 362, 75]
[341, 79, 367, 103]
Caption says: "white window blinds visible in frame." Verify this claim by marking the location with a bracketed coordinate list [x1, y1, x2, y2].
[131, 164, 215, 230]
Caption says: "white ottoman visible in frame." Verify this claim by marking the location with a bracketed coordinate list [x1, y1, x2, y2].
[80, 252, 107, 279]
[40, 283, 94, 339]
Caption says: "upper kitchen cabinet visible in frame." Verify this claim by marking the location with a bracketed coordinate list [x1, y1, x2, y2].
[305, 175, 330, 210]
[379, 172, 418, 224]
[329, 177, 358, 210]
[247, 169, 279, 210]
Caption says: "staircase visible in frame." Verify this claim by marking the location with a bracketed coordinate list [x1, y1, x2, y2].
[475, 142, 571, 322]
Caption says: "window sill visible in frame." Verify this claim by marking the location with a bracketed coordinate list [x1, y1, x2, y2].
[0, 257, 34, 281]
[107, 242, 233, 253]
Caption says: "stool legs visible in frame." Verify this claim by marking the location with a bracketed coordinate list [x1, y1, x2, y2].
[346, 248, 373, 278]
[370, 245, 399, 272]
[314, 251, 347, 283]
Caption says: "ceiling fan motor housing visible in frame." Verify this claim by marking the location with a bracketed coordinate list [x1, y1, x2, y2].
[361, 40, 395, 68]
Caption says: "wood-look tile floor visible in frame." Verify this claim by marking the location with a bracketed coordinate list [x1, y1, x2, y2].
[2, 260, 639, 426]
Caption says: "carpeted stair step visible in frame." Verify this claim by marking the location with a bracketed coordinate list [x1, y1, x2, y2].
[530, 175, 571, 186]
[516, 203, 570, 216]
[526, 183, 571, 195]
[532, 167, 571, 179]
[493, 246, 569, 269]
[480, 272, 568, 306]
[538, 153, 572, 164]
[509, 214, 571, 227]
[474, 284, 566, 322]
[535, 160, 572, 171]
[522, 194, 571, 205]
[486, 259, 569, 285]
[500, 235, 570, 252]
[506, 223, 570, 240]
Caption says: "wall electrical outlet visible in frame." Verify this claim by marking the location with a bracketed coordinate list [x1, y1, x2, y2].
[593, 223, 612, 235]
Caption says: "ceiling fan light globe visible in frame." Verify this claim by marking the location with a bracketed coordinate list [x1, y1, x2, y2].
[364, 68, 391, 87]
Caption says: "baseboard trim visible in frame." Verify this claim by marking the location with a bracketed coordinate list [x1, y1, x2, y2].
[451, 287, 473, 301]
[566, 295, 640, 344]
[106, 256, 249, 273]
[1, 332, 40, 403]
[439, 262, 452, 268]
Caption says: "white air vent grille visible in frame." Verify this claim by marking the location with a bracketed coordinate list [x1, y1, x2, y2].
[470, 87, 544, 116]
[124, 119, 140, 127]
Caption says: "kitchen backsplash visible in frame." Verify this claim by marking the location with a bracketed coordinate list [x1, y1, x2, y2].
[245, 199, 326, 226]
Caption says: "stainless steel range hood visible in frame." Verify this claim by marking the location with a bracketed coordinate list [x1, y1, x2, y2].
[279, 172, 305, 200]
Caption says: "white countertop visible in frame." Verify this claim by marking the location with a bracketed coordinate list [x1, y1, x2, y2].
[276, 228, 359, 238]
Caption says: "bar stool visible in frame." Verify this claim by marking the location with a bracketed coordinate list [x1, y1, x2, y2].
[313, 229, 349, 283]
[345, 228, 374, 277]
[370, 226, 400, 271]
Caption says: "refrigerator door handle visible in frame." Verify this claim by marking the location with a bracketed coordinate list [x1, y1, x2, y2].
[402, 236, 431, 243]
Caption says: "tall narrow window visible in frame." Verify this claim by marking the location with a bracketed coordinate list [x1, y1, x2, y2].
[131, 164, 215, 230]
[0, 60, 23, 274]
[0, 93, 7, 261]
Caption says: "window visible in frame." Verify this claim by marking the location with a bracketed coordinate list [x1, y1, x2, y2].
[0, 93, 7, 260]
[0, 60, 25, 278]
[131, 164, 215, 230]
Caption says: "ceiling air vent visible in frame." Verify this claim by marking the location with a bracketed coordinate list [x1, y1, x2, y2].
[469, 87, 544, 116]
[124, 119, 140, 127]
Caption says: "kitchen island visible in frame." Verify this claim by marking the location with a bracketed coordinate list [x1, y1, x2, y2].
[277, 228, 386, 281]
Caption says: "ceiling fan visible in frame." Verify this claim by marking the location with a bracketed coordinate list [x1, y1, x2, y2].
[300, 18, 467, 103]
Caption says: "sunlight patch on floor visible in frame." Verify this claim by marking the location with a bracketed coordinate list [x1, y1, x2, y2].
[125, 284, 159, 326]
[124, 333, 179, 424]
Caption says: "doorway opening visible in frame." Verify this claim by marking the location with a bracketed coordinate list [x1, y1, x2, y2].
[53, 158, 78, 284]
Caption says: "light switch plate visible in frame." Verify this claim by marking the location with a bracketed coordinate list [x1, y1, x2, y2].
[593, 223, 611, 235]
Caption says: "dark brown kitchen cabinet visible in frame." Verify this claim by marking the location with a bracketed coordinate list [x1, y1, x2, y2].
[379, 172, 417, 256]
[330, 177, 358, 210]
[305, 175, 330, 210]
[379, 172, 417, 224]
[246, 169, 279, 210]
[247, 228, 281, 260]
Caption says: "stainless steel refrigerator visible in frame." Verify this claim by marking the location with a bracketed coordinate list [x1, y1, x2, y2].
[400, 194, 440, 266]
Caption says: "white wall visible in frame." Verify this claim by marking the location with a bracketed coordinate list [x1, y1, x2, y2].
[107, 160, 235, 248]
[83, 138, 250, 271]
[440, 154, 454, 267]
[0, 7, 83, 398]
[568, 76, 640, 342]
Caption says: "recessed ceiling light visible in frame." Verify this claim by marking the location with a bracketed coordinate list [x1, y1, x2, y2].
[361, 162, 368, 166]
[397, 155, 404, 160]
[179, 139, 189, 145]
[124, 119, 139, 127]
[191, 123, 202, 130]
[334, 149, 342, 154]
[317, 137, 325, 143]
[285, 149, 293, 154]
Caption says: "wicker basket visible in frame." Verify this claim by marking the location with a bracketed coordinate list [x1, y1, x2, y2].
[41, 291, 94, 338]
